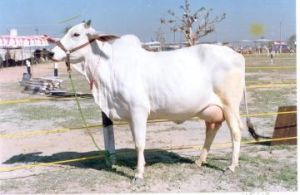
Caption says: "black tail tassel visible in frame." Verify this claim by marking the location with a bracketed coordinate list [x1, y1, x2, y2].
[246, 118, 271, 140]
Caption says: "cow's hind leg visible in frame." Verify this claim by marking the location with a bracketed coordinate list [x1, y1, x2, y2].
[214, 68, 244, 172]
[196, 105, 224, 167]
[223, 105, 242, 172]
[129, 107, 148, 182]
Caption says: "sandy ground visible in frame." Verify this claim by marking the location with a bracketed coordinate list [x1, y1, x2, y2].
[0, 55, 297, 193]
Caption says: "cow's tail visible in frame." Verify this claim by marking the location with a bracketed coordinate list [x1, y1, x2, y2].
[243, 88, 271, 140]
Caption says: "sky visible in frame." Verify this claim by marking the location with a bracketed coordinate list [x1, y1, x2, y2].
[0, 0, 296, 43]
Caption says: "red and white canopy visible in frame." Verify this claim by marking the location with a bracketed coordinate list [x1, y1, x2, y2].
[0, 35, 52, 48]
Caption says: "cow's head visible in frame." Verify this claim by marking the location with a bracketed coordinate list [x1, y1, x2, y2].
[49, 20, 118, 64]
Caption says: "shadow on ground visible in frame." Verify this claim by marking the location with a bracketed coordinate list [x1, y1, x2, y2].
[3, 149, 195, 178]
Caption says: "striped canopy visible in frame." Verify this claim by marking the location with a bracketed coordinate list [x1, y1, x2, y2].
[0, 35, 50, 48]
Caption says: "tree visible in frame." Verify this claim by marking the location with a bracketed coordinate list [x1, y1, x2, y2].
[160, 0, 225, 46]
[287, 34, 296, 51]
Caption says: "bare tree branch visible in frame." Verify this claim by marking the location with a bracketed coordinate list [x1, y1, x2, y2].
[160, 0, 226, 46]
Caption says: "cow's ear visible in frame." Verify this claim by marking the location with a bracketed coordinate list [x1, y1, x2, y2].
[84, 20, 92, 28]
[87, 33, 119, 42]
[97, 35, 119, 42]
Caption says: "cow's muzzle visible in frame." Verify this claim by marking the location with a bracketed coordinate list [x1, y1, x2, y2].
[47, 51, 54, 59]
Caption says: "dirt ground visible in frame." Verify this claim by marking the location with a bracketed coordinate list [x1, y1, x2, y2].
[0, 54, 297, 193]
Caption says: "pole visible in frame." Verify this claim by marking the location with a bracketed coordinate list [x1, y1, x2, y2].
[101, 112, 116, 166]
[54, 62, 58, 77]
[26, 59, 31, 77]
[279, 21, 282, 53]
[279, 22, 282, 43]
[173, 31, 176, 43]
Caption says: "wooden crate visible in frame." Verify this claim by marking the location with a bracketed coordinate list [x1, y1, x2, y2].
[271, 106, 297, 145]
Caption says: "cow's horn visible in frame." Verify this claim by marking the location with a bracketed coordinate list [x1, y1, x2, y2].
[84, 20, 92, 28]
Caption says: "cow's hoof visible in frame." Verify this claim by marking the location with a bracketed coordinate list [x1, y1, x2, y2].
[132, 177, 144, 186]
[195, 159, 206, 167]
[223, 165, 237, 175]
[228, 165, 237, 172]
[223, 168, 233, 175]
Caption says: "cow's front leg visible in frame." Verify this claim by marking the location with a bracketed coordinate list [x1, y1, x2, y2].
[196, 121, 222, 167]
[129, 107, 148, 181]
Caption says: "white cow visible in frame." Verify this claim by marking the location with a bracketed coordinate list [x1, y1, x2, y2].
[50, 21, 250, 181]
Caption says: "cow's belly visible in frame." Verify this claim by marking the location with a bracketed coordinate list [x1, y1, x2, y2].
[148, 89, 223, 122]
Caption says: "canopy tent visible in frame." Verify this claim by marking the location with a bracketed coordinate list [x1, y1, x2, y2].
[0, 35, 50, 48]
[0, 35, 57, 65]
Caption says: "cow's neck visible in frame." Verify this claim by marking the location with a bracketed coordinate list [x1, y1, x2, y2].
[85, 41, 113, 86]
[84, 42, 114, 117]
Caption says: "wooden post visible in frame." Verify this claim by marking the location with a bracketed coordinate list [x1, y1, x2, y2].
[54, 63, 58, 77]
[26, 60, 31, 77]
[101, 112, 116, 166]
[271, 106, 297, 145]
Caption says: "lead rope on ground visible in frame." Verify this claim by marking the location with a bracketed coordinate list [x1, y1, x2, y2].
[68, 70, 114, 166]
[67, 70, 102, 152]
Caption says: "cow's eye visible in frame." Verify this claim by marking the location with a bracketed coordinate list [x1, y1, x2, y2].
[73, 33, 80, 37]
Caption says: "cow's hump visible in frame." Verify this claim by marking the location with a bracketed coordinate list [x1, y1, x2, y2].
[114, 35, 142, 48]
